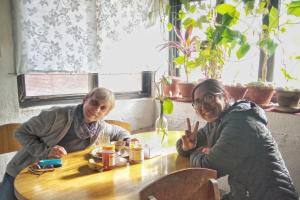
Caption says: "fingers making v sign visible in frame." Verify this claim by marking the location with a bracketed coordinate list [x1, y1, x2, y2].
[181, 118, 199, 151]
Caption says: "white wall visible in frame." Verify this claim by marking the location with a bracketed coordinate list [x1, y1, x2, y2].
[163, 101, 300, 194]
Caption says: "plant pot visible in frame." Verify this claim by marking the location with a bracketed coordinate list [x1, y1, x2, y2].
[225, 85, 248, 101]
[163, 77, 181, 97]
[177, 82, 196, 101]
[245, 86, 274, 106]
[276, 90, 300, 108]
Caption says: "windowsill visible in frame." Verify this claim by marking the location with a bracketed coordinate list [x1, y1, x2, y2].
[171, 99, 300, 116]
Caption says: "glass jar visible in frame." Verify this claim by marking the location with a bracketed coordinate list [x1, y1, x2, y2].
[129, 142, 144, 164]
[102, 145, 115, 171]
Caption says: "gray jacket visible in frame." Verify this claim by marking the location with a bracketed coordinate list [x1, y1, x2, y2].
[177, 101, 299, 200]
[7, 105, 130, 177]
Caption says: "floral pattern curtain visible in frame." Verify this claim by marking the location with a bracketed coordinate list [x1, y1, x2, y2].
[12, 0, 153, 74]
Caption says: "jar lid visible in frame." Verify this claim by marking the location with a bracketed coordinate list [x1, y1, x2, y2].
[102, 144, 115, 151]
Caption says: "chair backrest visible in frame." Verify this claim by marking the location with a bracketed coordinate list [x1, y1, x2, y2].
[139, 168, 220, 200]
[104, 120, 131, 132]
[0, 123, 22, 154]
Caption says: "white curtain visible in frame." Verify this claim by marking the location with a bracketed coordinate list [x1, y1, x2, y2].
[12, 0, 158, 74]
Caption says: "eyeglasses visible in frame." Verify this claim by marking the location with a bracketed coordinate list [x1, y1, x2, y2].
[87, 98, 109, 110]
[192, 92, 223, 109]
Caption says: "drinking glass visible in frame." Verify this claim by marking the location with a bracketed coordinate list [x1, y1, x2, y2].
[95, 132, 110, 150]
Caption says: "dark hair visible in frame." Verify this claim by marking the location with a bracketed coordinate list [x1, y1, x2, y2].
[192, 79, 227, 102]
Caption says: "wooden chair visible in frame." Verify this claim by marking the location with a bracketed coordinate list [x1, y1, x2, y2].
[0, 123, 22, 154]
[139, 168, 220, 200]
[104, 120, 131, 132]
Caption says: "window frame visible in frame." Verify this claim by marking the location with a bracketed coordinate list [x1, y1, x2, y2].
[17, 71, 153, 108]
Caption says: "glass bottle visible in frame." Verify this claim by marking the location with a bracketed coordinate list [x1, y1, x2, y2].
[155, 100, 168, 144]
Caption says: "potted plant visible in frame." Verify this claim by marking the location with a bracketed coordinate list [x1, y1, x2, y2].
[160, 1, 250, 100]
[159, 25, 200, 100]
[225, 79, 248, 102]
[244, 0, 300, 107]
[194, 3, 250, 80]
[161, 75, 181, 98]
[275, 59, 300, 108]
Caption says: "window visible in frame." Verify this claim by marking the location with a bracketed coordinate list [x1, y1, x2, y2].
[17, 72, 153, 107]
[18, 73, 95, 107]
[15, 0, 168, 107]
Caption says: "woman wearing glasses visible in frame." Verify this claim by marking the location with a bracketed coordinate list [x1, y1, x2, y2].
[176, 79, 298, 200]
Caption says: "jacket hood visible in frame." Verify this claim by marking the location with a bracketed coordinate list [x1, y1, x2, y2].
[226, 100, 268, 125]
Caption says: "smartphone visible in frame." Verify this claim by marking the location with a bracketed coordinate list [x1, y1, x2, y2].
[38, 159, 62, 168]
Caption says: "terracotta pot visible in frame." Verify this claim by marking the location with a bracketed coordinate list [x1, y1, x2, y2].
[225, 85, 248, 101]
[163, 77, 181, 97]
[178, 82, 196, 101]
[245, 86, 274, 106]
[276, 90, 300, 108]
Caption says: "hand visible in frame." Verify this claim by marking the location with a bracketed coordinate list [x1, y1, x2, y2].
[181, 118, 199, 151]
[48, 145, 67, 158]
[200, 147, 210, 154]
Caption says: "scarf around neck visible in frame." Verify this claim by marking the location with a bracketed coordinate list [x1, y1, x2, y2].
[73, 104, 102, 139]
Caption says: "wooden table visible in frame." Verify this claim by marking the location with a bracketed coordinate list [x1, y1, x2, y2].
[14, 131, 189, 200]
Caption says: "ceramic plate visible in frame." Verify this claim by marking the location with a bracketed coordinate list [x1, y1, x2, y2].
[90, 148, 129, 159]
[115, 157, 128, 167]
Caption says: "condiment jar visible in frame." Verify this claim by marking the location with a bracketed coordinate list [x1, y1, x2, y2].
[129, 142, 144, 164]
[102, 145, 115, 171]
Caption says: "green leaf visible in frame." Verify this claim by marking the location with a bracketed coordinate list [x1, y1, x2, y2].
[178, 10, 186, 20]
[180, 0, 190, 11]
[165, 4, 171, 15]
[221, 14, 235, 26]
[186, 60, 197, 70]
[256, 2, 266, 14]
[163, 99, 173, 114]
[280, 27, 286, 33]
[212, 26, 225, 47]
[173, 56, 185, 65]
[189, 4, 196, 13]
[269, 6, 279, 31]
[216, 4, 236, 15]
[221, 28, 241, 43]
[295, 56, 300, 60]
[236, 43, 250, 59]
[287, 1, 300, 17]
[243, 0, 255, 15]
[182, 17, 196, 29]
[216, 4, 240, 26]
[262, 24, 269, 31]
[167, 22, 173, 31]
[280, 67, 296, 81]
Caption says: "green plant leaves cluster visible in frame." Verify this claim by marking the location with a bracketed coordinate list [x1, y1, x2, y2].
[161, 0, 300, 85]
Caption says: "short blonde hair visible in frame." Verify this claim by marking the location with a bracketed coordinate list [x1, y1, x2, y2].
[84, 87, 115, 110]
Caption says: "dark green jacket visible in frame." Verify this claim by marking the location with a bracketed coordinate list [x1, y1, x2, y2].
[177, 101, 298, 200]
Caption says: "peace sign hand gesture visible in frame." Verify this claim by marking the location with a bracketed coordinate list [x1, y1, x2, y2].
[181, 118, 199, 151]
